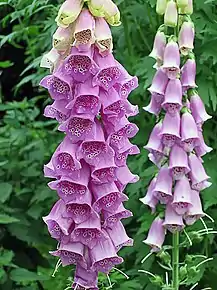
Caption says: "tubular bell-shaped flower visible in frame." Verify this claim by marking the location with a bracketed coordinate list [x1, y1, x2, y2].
[162, 79, 183, 115]
[153, 167, 173, 204]
[144, 217, 166, 252]
[95, 17, 113, 56]
[162, 39, 180, 79]
[178, 21, 194, 56]
[164, 0, 178, 28]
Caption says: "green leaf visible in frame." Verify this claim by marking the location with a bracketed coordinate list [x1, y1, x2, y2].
[0, 214, 19, 224]
[0, 182, 13, 203]
[0, 60, 14, 68]
[10, 268, 48, 282]
[0, 249, 14, 266]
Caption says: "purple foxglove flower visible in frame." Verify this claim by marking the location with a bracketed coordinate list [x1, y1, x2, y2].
[90, 235, 123, 273]
[156, 0, 167, 15]
[159, 111, 181, 147]
[144, 122, 164, 163]
[51, 137, 81, 176]
[162, 40, 180, 79]
[189, 153, 210, 191]
[114, 138, 140, 167]
[115, 166, 139, 191]
[164, 1, 178, 28]
[58, 114, 95, 143]
[169, 145, 190, 180]
[153, 167, 173, 204]
[114, 62, 139, 98]
[53, 25, 73, 53]
[144, 217, 166, 252]
[66, 79, 100, 115]
[73, 264, 98, 290]
[77, 122, 114, 167]
[163, 203, 185, 233]
[91, 182, 128, 213]
[184, 190, 204, 225]
[103, 0, 121, 26]
[73, 9, 95, 52]
[40, 71, 73, 101]
[194, 129, 212, 157]
[172, 176, 192, 215]
[55, 0, 83, 28]
[71, 214, 107, 249]
[148, 152, 166, 168]
[95, 17, 113, 56]
[92, 51, 122, 90]
[190, 93, 212, 125]
[101, 89, 138, 122]
[149, 31, 167, 66]
[44, 99, 70, 123]
[91, 156, 117, 184]
[162, 79, 183, 115]
[148, 68, 168, 97]
[108, 117, 139, 148]
[181, 59, 197, 92]
[44, 160, 58, 179]
[63, 189, 93, 224]
[183, 0, 193, 14]
[40, 48, 63, 71]
[48, 163, 90, 203]
[140, 177, 159, 213]
[178, 21, 194, 56]
[106, 221, 133, 251]
[43, 200, 74, 242]
[50, 241, 87, 268]
[63, 46, 99, 82]
[103, 203, 133, 228]
[180, 111, 199, 152]
[143, 94, 164, 116]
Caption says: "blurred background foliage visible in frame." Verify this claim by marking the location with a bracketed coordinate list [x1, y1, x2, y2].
[0, 0, 217, 289]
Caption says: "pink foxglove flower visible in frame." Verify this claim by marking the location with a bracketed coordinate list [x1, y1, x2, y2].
[95, 17, 113, 56]
[153, 167, 173, 204]
[163, 204, 185, 233]
[178, 21, 194, 55]
[162, 79, 183, 115]
[180, 111, 199, 152]
[162, 40, 180, 79]
[184, 190, 204, 225]
[140, 178, 159, 213]
[169, 145, 190, 180]
[144, 217, 166, 252]
[41, 2, 139, 287]
[149, 31, 167, 65]
[181, 58, 197, 92]
[190, 93, 212, 125]
[73, 9, 95, 52]
[172, 176, 192, 215]
[148, 68, 168, 97]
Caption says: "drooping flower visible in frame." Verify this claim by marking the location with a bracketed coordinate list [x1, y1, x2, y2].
[180, 111, 199, 152]
[149, 31, 167, 66]
[95, 17, 113, 56]
[181, 58, 197, 92]
[153, 166, 173, 204]
[178, 21, 194, 56]
[184, 190, 205, 225]
[162, 39, 180, 79]
[144, 217, 166, 252]
[40, 48, 63, 71]
[162, 79, 183, 115]
[53, 25, 73, 53]
[190, 93, 212, 125]
[140, 177, 159, 213]
[169, 145, 190, 180]
[73, 9, 95, 51]
[103, 203, 133, 228]
[172, 176, 192, 215]
[148, 68, 168, 97]
[156, 0, 167, 15]
[73, 264, 98, 290]
[163, 204, 185, 233]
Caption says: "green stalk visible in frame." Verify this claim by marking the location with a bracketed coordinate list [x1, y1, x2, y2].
[172, 232, 180, 290]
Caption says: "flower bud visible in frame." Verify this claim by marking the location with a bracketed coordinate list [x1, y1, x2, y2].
[87, 0, 105, 17]
[164, 0, 178, 27]
[177, 0, 189, 8]
[156, 0, 167, 15]
[150, 275, 164, 286]
[55, 0, 83, 28]
[104, 0, 121, 26]
[183, 0, 193, 15]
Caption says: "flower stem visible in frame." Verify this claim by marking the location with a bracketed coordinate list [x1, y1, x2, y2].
[172, 231, 180, 290]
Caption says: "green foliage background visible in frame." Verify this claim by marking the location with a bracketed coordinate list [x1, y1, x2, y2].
[0, 0, 217, 289]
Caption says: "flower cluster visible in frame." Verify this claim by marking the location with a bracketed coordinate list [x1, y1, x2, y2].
[40, 0, 139, 288]
[141, 0, 212, 252]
